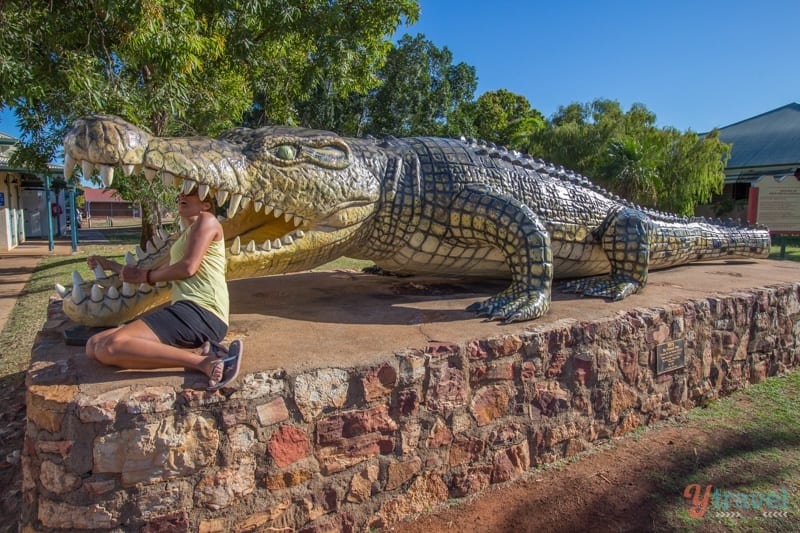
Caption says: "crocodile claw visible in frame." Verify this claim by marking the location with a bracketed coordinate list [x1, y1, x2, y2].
[467, 283, 551, 323]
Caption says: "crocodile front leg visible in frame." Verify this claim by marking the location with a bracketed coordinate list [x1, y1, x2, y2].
[561, 207, 652, 300]
[453, 186, 553, 323]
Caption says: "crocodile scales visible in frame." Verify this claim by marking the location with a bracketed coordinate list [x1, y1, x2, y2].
[57, 115, 771, 325]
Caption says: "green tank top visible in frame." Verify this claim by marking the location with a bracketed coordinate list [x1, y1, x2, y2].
[170, 227, 229, 324]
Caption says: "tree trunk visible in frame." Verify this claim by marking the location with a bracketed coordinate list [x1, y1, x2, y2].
[139, 199, 159, 250]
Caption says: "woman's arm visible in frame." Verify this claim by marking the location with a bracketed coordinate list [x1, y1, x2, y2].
[120, 213, 223, 284]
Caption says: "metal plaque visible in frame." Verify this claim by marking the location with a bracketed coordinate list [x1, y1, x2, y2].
[655, 339, 685, 375]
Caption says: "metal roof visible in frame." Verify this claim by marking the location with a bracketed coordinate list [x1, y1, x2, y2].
[717, 102, 800, 170]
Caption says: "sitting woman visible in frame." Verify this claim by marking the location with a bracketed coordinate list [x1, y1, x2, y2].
[85, 189, 241, 390]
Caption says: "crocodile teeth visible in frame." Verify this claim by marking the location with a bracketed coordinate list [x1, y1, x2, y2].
[273, 207, 283, 218]
[125, 251, 136, 265]
[182, 179, 196, 195]
[158, 228, 169, 240]
[72, 271, 84, 288]
[284, 212, 293, 223]
[153, 233, 165, 248]
[293, 216, 302, 227]
[216, 189, 229, 205]
[197, 183, 210, 201]
[283, 235, 294, 245]
[227, 194, 243, 218]
[99, 165, 114, 187]
[54, 283, 68, 298]
[135, 245, 147, 261]
[64, 154, 76, 179]
[263, 205, 273, 216]
[294, 230, 305, 238]
[230, 236, 241, 255]
[90, 284, 104, 302]
[272, 238, 282, 249]
[70, 284, 84, 304]
[246, 240, 256, 253]
[254, 200, 264, 212]
[138, 283, 152, 294]
[121, 282, 136, 297]
[93, 265, 107, 279]
[156, 281, 169, 288]
[261, 240, 271, 251]
[144, 168, 157, 181]
[162, 172, 176, 187]
[122, 164, 135, 176]
[81, 160, 95, 179]
[107, 285, 119, 299]
[146, 240, 156, 254]
[240, 197, 251, 210]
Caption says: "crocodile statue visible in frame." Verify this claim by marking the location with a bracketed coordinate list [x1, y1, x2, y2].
[56, 115, 771, 326]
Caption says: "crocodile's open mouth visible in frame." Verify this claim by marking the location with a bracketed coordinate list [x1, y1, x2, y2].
[56, 115, 376, 326]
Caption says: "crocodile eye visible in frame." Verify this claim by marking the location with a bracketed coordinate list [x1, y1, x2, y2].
[275, 145, 296, 160]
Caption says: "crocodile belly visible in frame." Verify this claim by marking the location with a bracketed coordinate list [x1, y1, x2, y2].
[551, 240, 609, 279]
[374, 236, 510, 278]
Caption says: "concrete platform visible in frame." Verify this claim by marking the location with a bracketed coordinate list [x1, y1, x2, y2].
[56, 257, 800, 393]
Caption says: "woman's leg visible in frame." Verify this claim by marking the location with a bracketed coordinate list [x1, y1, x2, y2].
[85, 319, 220, 378]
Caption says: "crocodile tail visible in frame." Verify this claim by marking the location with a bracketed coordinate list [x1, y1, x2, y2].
[652, 218, 771, 268]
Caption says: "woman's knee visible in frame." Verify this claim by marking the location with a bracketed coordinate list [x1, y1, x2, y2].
[86, 331, 125, 365]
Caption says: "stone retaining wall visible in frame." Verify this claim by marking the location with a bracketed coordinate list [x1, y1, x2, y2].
[21, 282, 800, 532]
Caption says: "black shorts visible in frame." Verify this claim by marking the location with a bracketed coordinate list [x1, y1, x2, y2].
[140, 300, 227, 349]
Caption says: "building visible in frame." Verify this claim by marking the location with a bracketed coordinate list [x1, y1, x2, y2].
[701, 103, 800, 220]
[83, 187, 138, 221]
[0, 132, 67, 250]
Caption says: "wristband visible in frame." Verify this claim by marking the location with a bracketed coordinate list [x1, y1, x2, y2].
[145, 269, 152, 284]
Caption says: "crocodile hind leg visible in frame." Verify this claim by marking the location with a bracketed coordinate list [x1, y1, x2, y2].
[561, 207, 652, 300]
[453, 186, 553, 323]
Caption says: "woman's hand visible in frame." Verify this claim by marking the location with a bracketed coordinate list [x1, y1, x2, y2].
[120, 265, 148, 284]
[87, 255, 117, 272]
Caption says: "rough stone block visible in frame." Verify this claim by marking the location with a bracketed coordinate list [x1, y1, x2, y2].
[26, 384, 78, 433]
[491, 441, 530, 484]
[194, 457, 256, 510]
[294, 368, 349, 421]
[268, 425, 311, 468]
[450, 465, 491, 497]
[385, 455, 422, 490]
[256, 397, 291, 426]
[426, 364, 468, 413]
[362, 363, 398, 401]
[470, 384, 514, 426]
[93, 413, 218, 486]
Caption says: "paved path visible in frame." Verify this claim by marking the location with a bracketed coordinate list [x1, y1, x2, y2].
[0, 230, 108, 334]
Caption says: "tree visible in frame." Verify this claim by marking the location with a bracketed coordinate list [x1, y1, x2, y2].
[0, 0, 419, 244]
[364, 34, 477, 137]
[655, 128, 729, 215]
[529, 99, 729, 214]
[471, 89, 545, 149]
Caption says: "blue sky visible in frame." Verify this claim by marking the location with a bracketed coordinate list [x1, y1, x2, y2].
[398, 0, 799, 132]
[1, 0, 797, 139]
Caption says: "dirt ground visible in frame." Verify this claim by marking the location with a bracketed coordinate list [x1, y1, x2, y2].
[392, 417, 754, 533]
[0, 376, 25, 533]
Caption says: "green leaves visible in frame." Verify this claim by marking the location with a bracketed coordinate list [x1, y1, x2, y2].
[530, 98, 729, 215]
